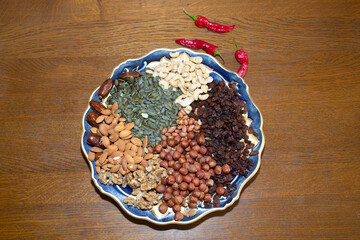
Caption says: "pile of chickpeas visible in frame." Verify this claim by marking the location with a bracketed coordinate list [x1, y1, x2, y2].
[150, 107, 228, 221]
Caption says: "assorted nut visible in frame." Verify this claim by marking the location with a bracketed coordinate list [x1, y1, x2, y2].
[147, 53, 213, 107]
[85, 52, 259, 221]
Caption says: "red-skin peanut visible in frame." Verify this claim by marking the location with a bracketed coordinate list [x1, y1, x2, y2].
[192, 190, 201, 198]
[204, 155, 212, 163]
[222, 164, 231, 174]
[167, 168, 174, 175]
[181, 140, 189, 148]
[206, 179, 214, 186]
[165, 186, 173, 193]
[216, 186, 225, 195]
[175, 145, 184, 154]
[199, 191, 205, 200]
[192, 177, 200, 186]
[199, 179, 206, 185]
[189, 195, 198, 203]
[173, 151, 181, 160]
[199, 183, 207, 192]
[190, 140, 197, 148]
[172, 204, 181, 213]
[159, 151, 166, 159]
[183, 175, 192, 183]
[194, 162, 201, 171]
[174, 162, 181, 171]
[185, 146, 192, 152]
[154, 144, 163, 153]
[159, 203, 168, 214]
[161, 140, 167, 148]
[168, 160, 175, 168]
[173, 171, 180, 178]
[183, 162, 190, 170]
[214, 165, 222, 175]
[174, 195, 183, 205]
[196, 170, 205, 179]
[204, 193, 212, 202]
[189, 150, 198, 159]
[181, 190, 189, 198]
[156, 184, 166, 193]
[179, 132, 187, 137]
[204, 172, 211, 180]
[192, 145, 200, 152]
[199, 146, 207, 155]
[187, 131, 195, 139]
[173, 189, 180, 196]
[167, 199, 175, 207]
[175, 174, 183, 184]
[172, 182, 179, 190]
[178, 157, 186, 164]
[167, 138, 176, 147]
[167, 176, 175, 185]
[163, 192, 172, 201]
[179, 167, 189, 176]
[161, 128, 167, 135]
[209, 169, 215, 176]
[188, 164, 197, 173]
[147, 146, 154, 153]
[196, 135, 206, 145]
[202, 164, 210, 171]
[187, 182, 195, 191]
[160, 161, 168, 168]
[161, 176, 167, 185]
[189, 173, 196, 180]
[188, 202, 198, 209]
[199, 157, 206, 164]
[208, 160, 217, 168]
[165, 153, 173, 161]
[174, 135, 181, 145]
[174, 212, 184, 221]
[179, 182, 188, 191]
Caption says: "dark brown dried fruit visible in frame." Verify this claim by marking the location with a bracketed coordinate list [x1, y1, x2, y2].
[89, 100, 106, 114]
[86, 111, 100, 127]
[87, 133, 105, 149]
[98, 78, 114, 99]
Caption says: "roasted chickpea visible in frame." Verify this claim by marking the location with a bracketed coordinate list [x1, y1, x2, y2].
[208, 160, 217, 168]
[192, 190, 201, 198]
[178, 157, 186, 164]
[181, 190, 189, 198]
[188, 202, 198, 209]
[188, 164, 197, 173]
[147, 146, 154, 153]
[161, 176, 167, 185]
[167, 167, 174, 175]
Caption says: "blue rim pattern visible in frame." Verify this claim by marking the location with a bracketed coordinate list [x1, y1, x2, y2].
[81, 48, 265, 225]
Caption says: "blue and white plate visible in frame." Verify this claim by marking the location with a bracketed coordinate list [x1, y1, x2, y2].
[81, 48, 265, 225]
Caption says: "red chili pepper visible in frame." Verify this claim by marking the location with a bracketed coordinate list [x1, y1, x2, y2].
[175, 38, 225, 64]
[233, 39, 248, 78]
[183, 9, 235, 33]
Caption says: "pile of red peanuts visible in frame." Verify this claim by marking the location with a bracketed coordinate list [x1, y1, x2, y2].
[149, 107, 228, 221]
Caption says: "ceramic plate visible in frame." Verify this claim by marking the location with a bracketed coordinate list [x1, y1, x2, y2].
[81, 48, 265, 225]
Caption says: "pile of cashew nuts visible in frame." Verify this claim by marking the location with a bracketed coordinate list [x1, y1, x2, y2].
[147, 52, 213, 110]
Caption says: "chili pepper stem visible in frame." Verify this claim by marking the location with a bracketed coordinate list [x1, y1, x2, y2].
[183, 8, 198, 22]
[214, 49, 225, 64]
[233, 38, 241, 50]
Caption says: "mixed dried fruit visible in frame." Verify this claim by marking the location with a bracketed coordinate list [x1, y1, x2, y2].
[85, 52, 258, 221]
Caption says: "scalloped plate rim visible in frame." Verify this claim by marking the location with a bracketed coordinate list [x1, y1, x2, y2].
[81, 48, 265, 225]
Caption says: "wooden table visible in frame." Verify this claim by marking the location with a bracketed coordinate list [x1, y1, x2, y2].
[1, 0, 359, 239]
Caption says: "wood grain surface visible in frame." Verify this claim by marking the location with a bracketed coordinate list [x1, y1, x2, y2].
[0, 0, 359, 239]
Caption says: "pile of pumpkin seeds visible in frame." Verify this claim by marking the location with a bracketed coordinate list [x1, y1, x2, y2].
[106, 73, 181, 147]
